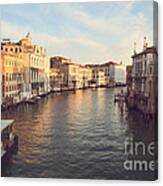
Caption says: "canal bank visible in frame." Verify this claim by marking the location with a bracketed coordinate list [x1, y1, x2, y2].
[1, 88, 157, 180]
[1, 85, 126, 112]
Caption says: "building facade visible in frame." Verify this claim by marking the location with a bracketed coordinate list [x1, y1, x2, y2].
[78, 66, 92, 88]
[1, 40, 25, 104]
[50, 56, 92, 89]
[90, 67, 106, 87]
[128, 39, 158, 116]
[87, 61, 125, 87]
[114, 63, 126, 85]
[126, 65, 133, 93]
[50, 68, 64, 91]
[1, 33, 50, 105]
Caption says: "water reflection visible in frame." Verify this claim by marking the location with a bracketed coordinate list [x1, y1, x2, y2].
[1, 88, 156, 180]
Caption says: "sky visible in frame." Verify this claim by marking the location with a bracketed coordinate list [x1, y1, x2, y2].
[0, 1, 154, 65]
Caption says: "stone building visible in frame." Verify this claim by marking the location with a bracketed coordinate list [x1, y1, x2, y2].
[49, 68, 64, 91]
[20, 33, 49, 97]
[78, 65, 92, 88]
[90, 67, 106, 87]
[50, 56, 71, 88]
[50, 56, 92, 89]
[114, 63, 126, 85]
[1, 33, 50, 105]
[1, 39, 25, 104]
[128, 38, 158, 116]
[126, 65, 133, 94]
[100, 62, 115, 86]
[86, 61, 124, 87]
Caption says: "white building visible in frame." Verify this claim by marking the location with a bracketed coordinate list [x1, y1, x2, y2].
[129, 37, 158, 115]
[114, 63, 126, 84]
[97, 71, 106, 86]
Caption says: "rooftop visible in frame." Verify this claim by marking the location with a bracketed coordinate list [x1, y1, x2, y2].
[132, 46, 157, 58]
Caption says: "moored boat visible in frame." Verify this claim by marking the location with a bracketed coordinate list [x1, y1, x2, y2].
[1, 120, 18, 163]
[35, 96, 41, 100]
[26, 98, 36, 104]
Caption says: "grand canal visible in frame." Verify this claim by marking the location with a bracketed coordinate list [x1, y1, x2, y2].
[1, 88, 156, 180]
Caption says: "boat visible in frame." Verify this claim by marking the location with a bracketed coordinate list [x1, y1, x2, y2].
[26, 98, 36, 104]
[53, 87, 61, 92]
[39, 93, 47, 97]
[90, 84, 97, 88]
[107, 84, 114, 88]
[1, 120, 18, 163]
[35, 96, 41, 100]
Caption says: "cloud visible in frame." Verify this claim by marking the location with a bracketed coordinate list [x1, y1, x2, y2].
[49, 2, 153, 64]
[1, 21, 67, 47]
[54, 2, 135, 36]
[1, 21, 110, 64]
[1, 1, 153, 65]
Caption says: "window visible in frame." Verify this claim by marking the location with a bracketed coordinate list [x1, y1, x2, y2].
[12, 74, 15, 81]
[149, 66, 152, 74]
[5, 48, 8, 52]
[10, 48, 13, 52]
[72, 67, 76, 73]
[34, 58, 36, 66]
[148, 53, 152, 59]
[144, 60, 147, 74]
[2, 75, 5, 82]
[6, 73, 8, 81]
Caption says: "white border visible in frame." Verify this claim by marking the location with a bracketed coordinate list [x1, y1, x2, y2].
[0, 0, 162, 185]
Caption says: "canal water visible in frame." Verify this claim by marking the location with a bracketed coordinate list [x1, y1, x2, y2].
[1, 88, 157, 180]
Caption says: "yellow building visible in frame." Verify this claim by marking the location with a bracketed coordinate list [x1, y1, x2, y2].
[1, 40, 25, 104]
[50, 56, 92, 89]
[78, 65, 92, 88]
[65, 63, 80, 88]
[20, 33, 49, 97]
[1, 33, 50, 105]
[50, 68, 64, 91]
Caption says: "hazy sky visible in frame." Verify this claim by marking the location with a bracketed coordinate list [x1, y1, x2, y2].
[1, 1, 153, 65]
